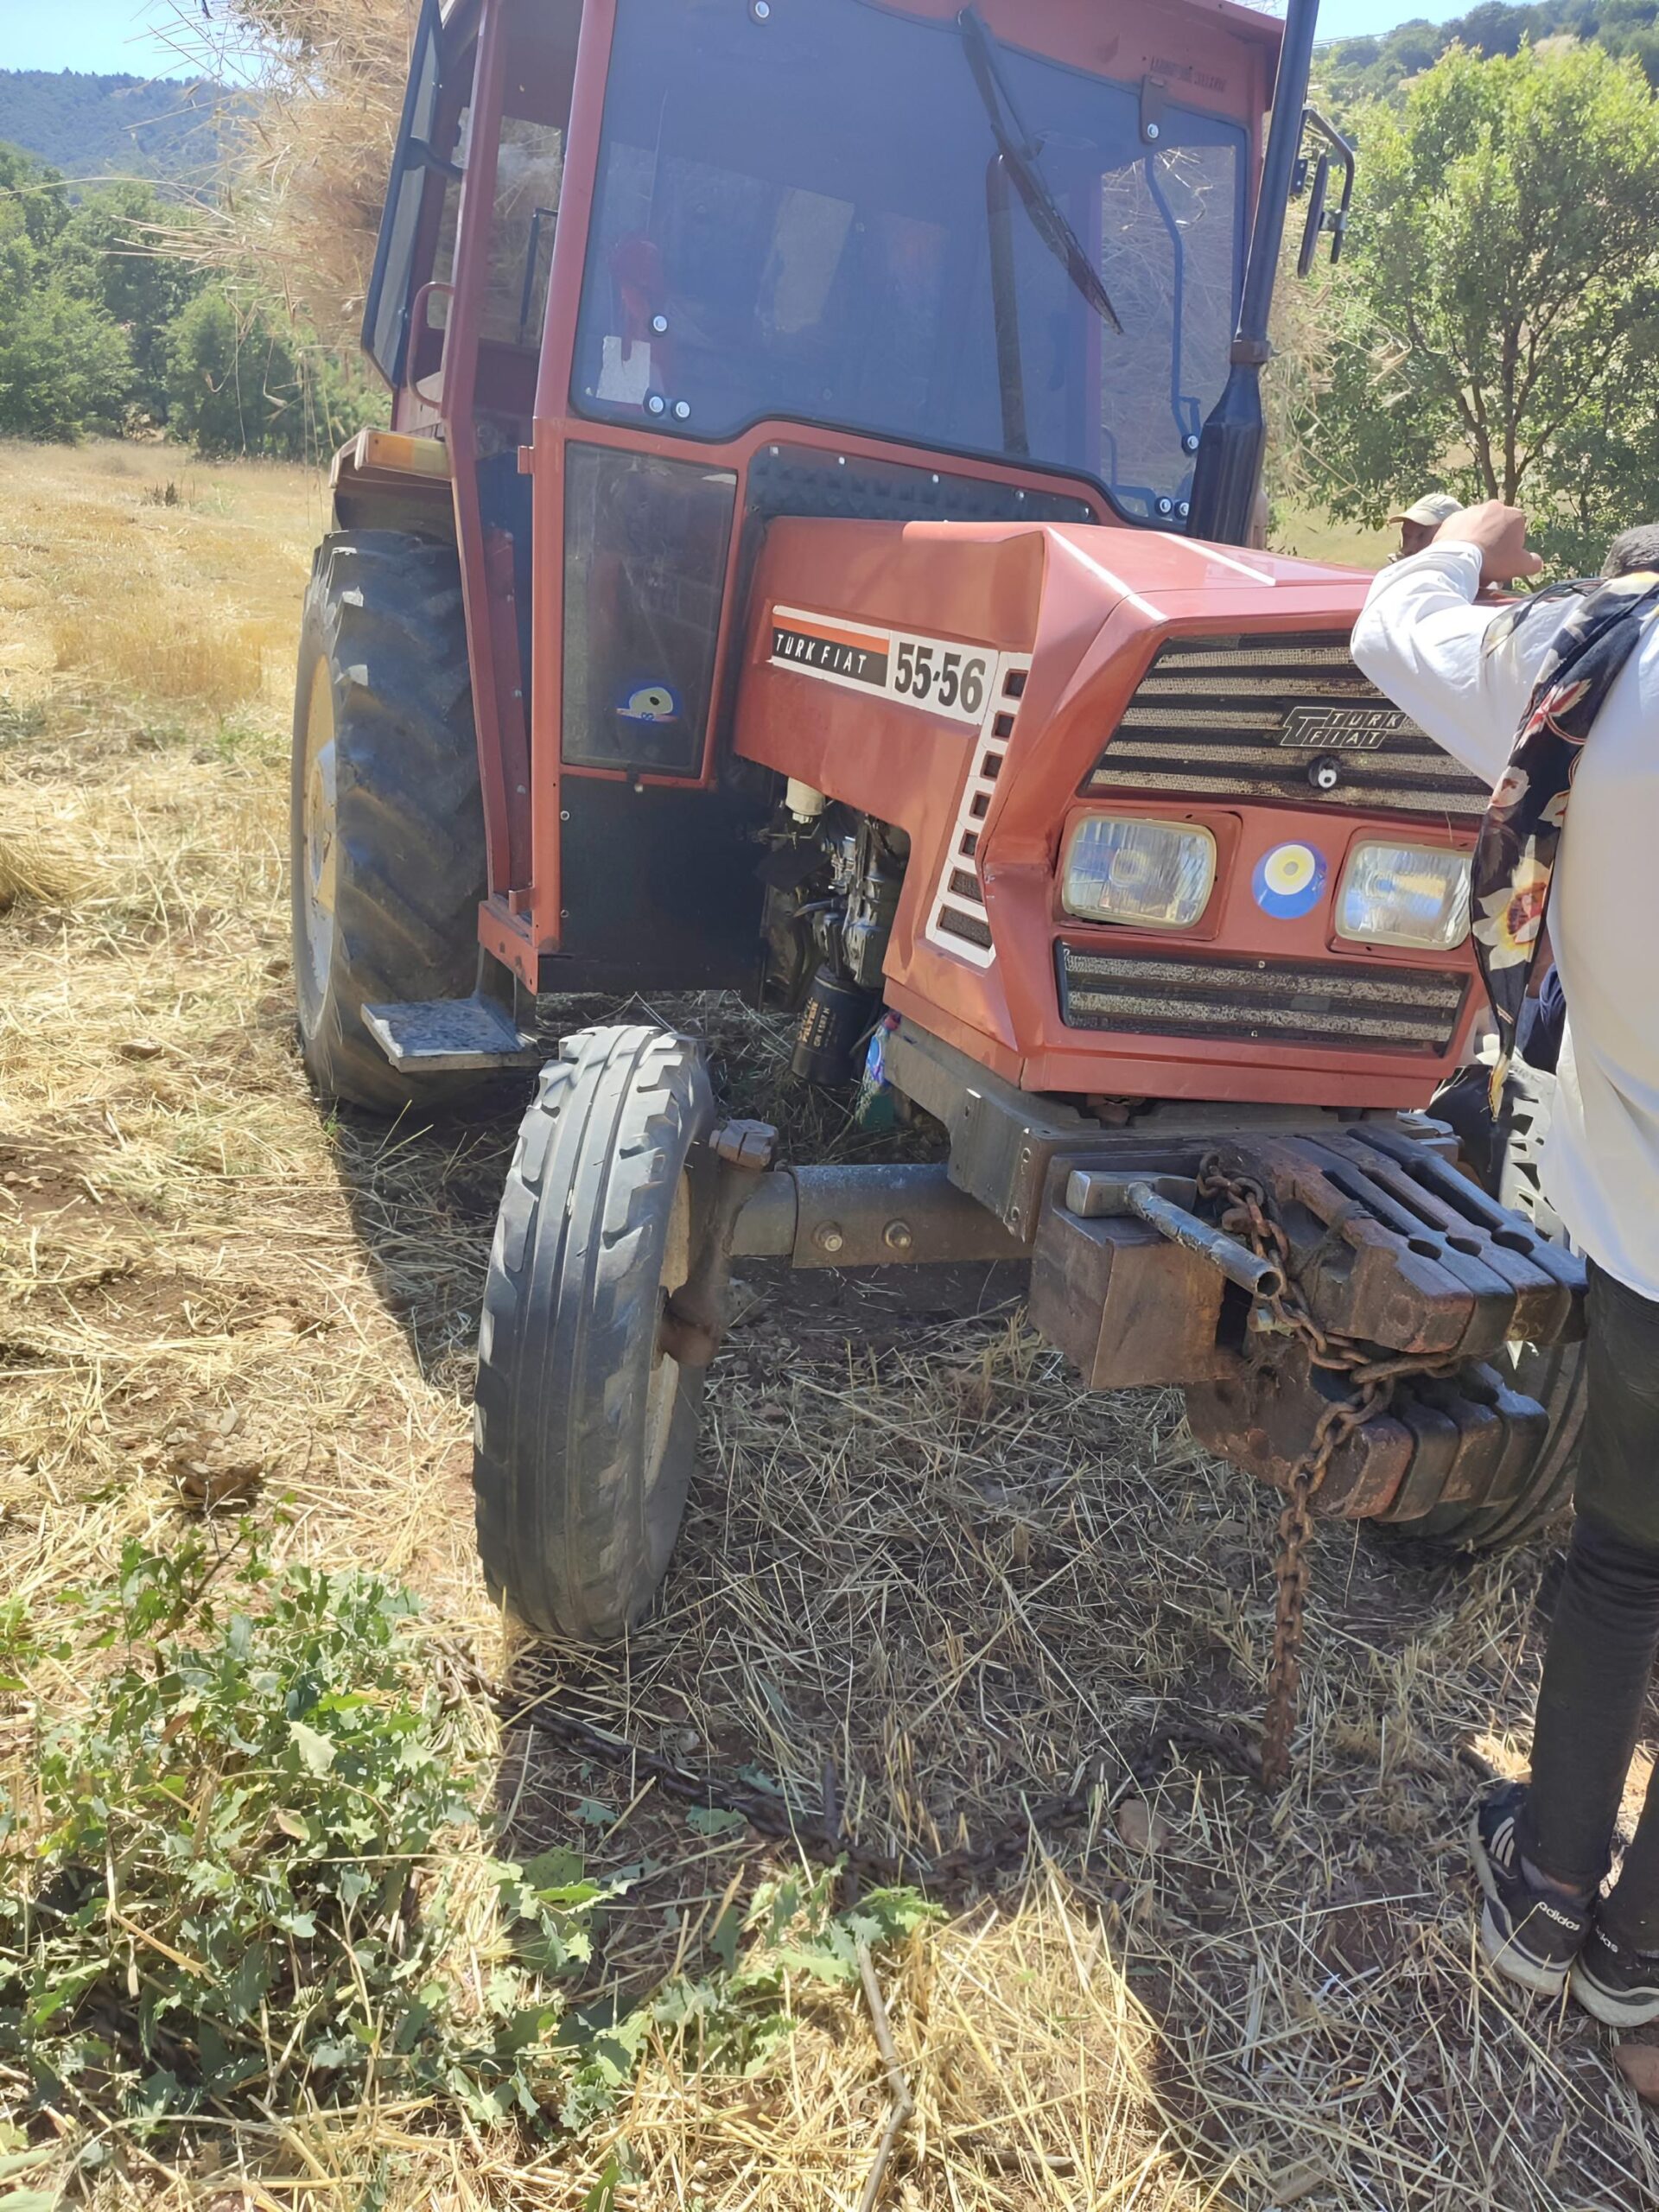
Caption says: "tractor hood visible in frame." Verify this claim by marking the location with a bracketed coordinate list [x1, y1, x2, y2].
[735, 512, 1485, 1110]
[738, 516, 1378, 769]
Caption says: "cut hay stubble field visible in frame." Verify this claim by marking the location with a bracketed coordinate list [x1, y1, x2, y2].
[1, 437, 1656, 2209]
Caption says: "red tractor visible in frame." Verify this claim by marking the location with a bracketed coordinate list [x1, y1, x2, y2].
[293, 0, 1581, 1761]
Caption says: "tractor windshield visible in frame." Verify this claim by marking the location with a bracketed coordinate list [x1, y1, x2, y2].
[572, 0, 1246, 519]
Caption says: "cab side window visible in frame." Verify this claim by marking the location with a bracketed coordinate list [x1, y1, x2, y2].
[363, 0, 467, 390]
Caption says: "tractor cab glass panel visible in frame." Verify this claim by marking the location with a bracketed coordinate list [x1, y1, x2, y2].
[571, 0, 1246, 518]
[482, 118, 564, 348]
[370, 1, 574, 407]
[479, 3, 580, 359]
[363, 0, 450, 386]
[562, 446, 736, 774]
[423, 110, 564, 349]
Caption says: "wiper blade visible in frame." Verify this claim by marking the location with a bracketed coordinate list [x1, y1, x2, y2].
[957, 6, 1123, 336]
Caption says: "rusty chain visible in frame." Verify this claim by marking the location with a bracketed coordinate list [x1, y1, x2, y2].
[1196, 1154, 1463, 1788]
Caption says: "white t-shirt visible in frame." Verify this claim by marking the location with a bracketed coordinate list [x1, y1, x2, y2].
[1351, 540, 1659, 1300]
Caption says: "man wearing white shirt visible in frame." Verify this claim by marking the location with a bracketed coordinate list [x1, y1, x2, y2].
[1352, 503, 1659, 2025]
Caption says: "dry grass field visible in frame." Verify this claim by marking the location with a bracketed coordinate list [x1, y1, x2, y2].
[1, 438, 1656, 2210]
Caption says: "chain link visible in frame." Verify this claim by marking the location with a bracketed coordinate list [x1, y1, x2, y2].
[1196, 1154, 1461, 1788]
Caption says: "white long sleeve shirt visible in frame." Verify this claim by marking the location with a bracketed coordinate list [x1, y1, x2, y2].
[1352, 541, 1659, 1300]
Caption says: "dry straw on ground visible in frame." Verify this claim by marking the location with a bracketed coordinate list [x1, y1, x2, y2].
[5, 439, 1659, 2208]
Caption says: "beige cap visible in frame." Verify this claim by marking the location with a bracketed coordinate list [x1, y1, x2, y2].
[1389, 493, 1465, 528]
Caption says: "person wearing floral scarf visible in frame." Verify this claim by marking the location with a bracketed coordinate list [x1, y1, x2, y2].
[1353, 503, 1659, 2029]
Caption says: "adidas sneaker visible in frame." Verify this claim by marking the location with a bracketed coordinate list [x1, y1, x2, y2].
[1571, 1917, 1659, 2026]
[1471, 1781, 1590, 1998]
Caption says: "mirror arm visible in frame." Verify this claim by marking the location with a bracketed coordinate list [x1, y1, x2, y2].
[406, 137, 465, 183]
[1300, 105, 1356, 267]
[1298, 151, 1331, 278]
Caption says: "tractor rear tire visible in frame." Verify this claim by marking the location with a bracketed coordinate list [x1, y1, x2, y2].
[472, 1026, 715, 1642]
[1376, 1059, 1586, 1554]
[290, 531, 487, 1114]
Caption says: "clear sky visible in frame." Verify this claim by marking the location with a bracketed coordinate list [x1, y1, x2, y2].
[1312, 0, 1483, 36]
[0, 0, 1517, 73]
[1, 0, 224, 77]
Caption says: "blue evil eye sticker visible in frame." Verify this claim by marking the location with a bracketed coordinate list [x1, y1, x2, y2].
[617, 681, 681, 723]
[1253, 841, 1326, 919]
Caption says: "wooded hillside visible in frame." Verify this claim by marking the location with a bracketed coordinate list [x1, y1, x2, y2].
[0, 70, 232, 182]
[1317, 0, 1659, 102]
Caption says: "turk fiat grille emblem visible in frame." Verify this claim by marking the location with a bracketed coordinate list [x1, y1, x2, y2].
[1278, 703, 1416, 750]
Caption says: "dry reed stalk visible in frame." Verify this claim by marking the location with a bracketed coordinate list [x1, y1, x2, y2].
[148, 0, 417, 348]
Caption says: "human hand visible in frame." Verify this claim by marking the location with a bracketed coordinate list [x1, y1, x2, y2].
[1433, 500, 1544, 587]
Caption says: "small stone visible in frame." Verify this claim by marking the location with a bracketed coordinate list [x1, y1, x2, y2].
[118, 1038, 165, 1060]
[1114, 1796, 1173, 1854]
[175, 1458, 262, 1510]
[1614, 2041, 1659, 2101]
[1259, 2158, 1329, 2208]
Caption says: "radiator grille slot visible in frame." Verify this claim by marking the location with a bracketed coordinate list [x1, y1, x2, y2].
[1056, 943, 1469, 1052]
[1090, 632, 1489, 821]
[936, 905, 993, 950]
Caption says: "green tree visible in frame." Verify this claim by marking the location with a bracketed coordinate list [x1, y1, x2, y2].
[0, 136, 372, 455]
[1300, 41, 1659, 569]
[59, 181, 205, 420]
[165, 286, 381, 460]
[1316, 0, 1659, 112]
[165, 287, 307, 457]
[0, 138, 69, 251]
[0, 147, 130, 441]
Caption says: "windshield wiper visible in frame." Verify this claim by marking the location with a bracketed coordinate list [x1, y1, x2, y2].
[957, 6, 1123, 338]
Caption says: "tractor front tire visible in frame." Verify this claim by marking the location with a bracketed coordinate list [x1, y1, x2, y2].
[472, 1026, 715, 1642]
[290, 531, 487, 1113]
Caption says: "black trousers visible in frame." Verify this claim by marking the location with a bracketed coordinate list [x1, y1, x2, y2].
[1516, 1260, 1659, 1947]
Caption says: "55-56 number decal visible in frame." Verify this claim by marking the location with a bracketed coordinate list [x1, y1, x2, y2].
[893, 639, 988, 715]
[769, 602, 996, 727]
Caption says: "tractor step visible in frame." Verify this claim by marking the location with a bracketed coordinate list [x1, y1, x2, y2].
[360, 995, 543, 1072]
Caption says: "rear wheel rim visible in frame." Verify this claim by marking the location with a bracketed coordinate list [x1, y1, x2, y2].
[300, 658, 338, 1010]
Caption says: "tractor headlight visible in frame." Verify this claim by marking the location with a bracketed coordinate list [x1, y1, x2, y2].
[1061, 815, 1216, 930]
[1336, 841, 1471, 950]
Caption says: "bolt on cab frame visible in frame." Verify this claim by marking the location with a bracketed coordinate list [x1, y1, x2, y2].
[295, 0, 1583, 1667]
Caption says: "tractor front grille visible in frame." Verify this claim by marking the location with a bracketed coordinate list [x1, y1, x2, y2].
[1056, 943, 1470, 1053]
[1088, 632, 1489, 822]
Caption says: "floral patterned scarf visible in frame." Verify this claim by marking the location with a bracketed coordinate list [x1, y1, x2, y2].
[1472, 569, 1659, 1111]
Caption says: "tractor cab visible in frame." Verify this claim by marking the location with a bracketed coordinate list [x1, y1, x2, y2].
[327, 0, 1306, 1021]
[293, 0, 1582, 1766]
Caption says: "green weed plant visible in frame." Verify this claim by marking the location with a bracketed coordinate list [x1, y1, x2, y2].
[0, 1538, 932, 2168]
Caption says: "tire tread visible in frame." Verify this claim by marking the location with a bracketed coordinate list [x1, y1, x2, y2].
[290, 531, 487, 1112]
[473, 1025, 714, 1639]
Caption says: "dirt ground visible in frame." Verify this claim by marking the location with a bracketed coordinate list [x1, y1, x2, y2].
[2, 437, 1656, 2209]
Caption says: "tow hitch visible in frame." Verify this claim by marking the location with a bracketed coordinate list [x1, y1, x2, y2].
[715, 1103, 1586, 1527]
[1183, 1123, 1584, 1514]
